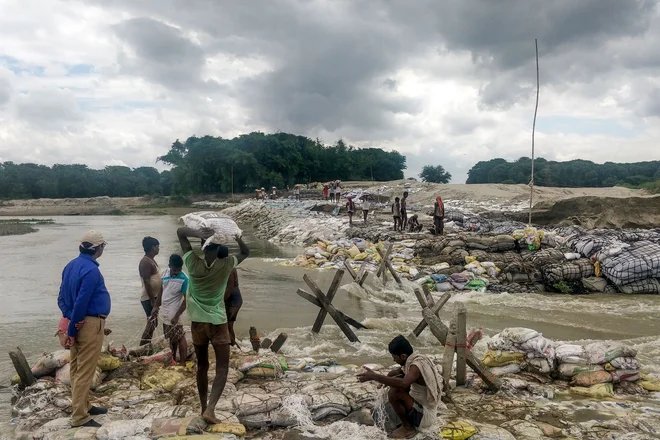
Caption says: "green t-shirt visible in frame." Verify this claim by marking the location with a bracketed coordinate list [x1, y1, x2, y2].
[183, 251, 238, 325]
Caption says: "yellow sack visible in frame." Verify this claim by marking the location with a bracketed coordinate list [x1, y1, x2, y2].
[392, 257, 405, 263]
[98, 354, 122, 371]
[570, 383, 614, 399]
[441, 421, 478, 439]
[594, 261, 601, 277]
[141, 366, 188, 392]
[11, 374, 21, 386]
[317, 241, 327, 250]
[347, 245, 360, 258]
[353, 253, 369, 261]
[246, 367, 279, 378]
[638, 374, 660, 391]
[465, 256, 478, 264]
[206, 423, 246, 436]
[482, 350, 524, 367]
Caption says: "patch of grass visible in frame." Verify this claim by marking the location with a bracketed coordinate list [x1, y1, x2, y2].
[108, 208, 126, 216]
[0, 223, 37, 236]
[620, 179, 660, 194]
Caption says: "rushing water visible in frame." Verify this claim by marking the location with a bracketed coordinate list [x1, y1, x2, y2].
[1, 215, 660, 431]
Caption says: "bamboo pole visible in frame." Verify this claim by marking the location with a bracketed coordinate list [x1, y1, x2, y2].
[529, 38, 540, 225]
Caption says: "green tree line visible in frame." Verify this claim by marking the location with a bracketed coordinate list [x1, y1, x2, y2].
[0, 132, 406, 199]
[466, 157, 660, 188]
[157, 132, 406, 194]
[0, 162, 173, 199]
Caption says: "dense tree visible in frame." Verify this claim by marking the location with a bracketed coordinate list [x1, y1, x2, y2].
[466, 157, 660, 188]
[419, 165, 452, 183]
[158, 132, 406, 194]
[0, 131, 407, 199]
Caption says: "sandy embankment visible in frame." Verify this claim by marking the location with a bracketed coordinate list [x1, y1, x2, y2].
[0, 183, 657, 228]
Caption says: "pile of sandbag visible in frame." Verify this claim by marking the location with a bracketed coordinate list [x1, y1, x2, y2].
[542, 258, 595, 283]
[483, 328, 555, 375]
[286, 238, 420, 277]
[556, 341, 641, 398]
[600, 241, 660, 293]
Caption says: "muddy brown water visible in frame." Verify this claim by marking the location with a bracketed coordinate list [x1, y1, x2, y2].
[1, 215, 660, 432]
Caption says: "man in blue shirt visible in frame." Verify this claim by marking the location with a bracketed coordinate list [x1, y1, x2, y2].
[57, 230, 111, 428]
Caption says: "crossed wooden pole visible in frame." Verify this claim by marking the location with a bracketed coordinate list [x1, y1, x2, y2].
[375, 244, 402, 285]
[343, 260, 369, 288]
[412, 285, 501, 392]
[296, 269, 366, 343]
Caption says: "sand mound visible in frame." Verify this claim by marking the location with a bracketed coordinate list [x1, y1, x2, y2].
[532, 195, 660, 229]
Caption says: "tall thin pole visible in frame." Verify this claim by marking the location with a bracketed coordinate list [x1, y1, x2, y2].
[529, 39, 540, 225]
[231, 165, 234, 203]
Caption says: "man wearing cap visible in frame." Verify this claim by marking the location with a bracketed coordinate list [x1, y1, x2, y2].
[57, 231, 111, 428]
[176, 226, 250, 424]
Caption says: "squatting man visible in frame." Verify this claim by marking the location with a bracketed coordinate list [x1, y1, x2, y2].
[357, 335, 443, 439]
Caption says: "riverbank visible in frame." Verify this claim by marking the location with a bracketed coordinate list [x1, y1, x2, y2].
[0, 218, 54, 236]
[9, 324, 660, 440]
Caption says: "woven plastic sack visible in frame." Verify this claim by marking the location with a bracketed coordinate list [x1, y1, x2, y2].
[151, 416, 207, 438]
[585, 342, 637, 364]
[570, 383, 614, 399]
[558, 363, 604, 378]
[490, 364, 521, 376]
[600, 241, 660, 285]
[180, 212, 243, 243]
[441, 421, 479, 439]
[32, 350, 70, 377]
[571, 370, 612, 387]
[611, 370, 641, 383]
[618, 278, 660, 294]
[233, 392, 282, 417]
[482, 350, 525, 367]
[499, 327, 539, 344]
[605, 357, 640, 371]
[581, 277, 608, 292]
[96, 420, 152, 440]
[522, 248, 564, 266]
[555, 344, 586, 363]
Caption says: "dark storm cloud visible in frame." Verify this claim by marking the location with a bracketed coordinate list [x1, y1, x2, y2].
[96, 0, 660, 131]
[113, 17, 218, 91]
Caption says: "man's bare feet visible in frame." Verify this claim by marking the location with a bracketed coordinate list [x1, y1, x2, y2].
[389, 426, 416, 439]
[202, 409, 221, 425]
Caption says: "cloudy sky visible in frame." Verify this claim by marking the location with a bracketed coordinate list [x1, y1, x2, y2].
[1, 0, 659, 182]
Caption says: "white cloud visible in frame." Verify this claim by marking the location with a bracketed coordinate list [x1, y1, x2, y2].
[0, 0, 659, 181]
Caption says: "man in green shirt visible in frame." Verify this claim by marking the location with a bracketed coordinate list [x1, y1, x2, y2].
[176, 227, 250, 424]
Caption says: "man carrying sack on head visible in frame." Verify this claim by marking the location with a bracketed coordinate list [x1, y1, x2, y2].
[57, 231, 111, 428]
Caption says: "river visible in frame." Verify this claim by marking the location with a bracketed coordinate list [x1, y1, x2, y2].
[1, 215, 660, 432]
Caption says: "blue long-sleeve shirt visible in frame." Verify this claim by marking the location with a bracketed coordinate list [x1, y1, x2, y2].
[58, 254, 111, 338]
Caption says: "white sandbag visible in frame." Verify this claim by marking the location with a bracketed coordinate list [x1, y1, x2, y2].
[519, 335, 554, 359]
[490, 364, 521, 376]
[585, 341, 637, 365]
[487, 334, 513, 351]
[499, 328, 540, 344]
[558, 363, 604, 378]
[471, 422, 517, 440]
[32, 350, 70, 377]
[96, 419, 152, 440]
[55, 364, 104, 390]
[240, 412, 272, 429]
[435, 282, 454, 292]
[611, 370, 641, 383]
[180, 212, 243, 243]
[233, 392, 282, 417]
[607, 357, 640, 371]
[555, 344, 586, 363]
[526, 358, 553, 374]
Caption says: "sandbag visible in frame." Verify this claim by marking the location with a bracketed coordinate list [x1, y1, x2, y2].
[571, 370, 612, 387]
[490, 364, 521, 376]
[617, 278, 660, 294]
[482, 350, 525, 367]
[55, 364, 103, 389]
[526, 358, 553, 374]
[570, 383, 614, 399]
[581, 276, 608, 292]
[638, 375, 660, 391]
[441, 421, 479, 440]
[96, 419, 152, 440]
[97, 354, 121, 371]
[141, 349, 173, 364]
[499, 328, 539, 344]
[585, 341, 637, 364]
[206, 423, 246, 436]
[558, 364, 604, 378]
[605, 357, 640, 371]
[600, 241, 660, 285]
[32, 350, 70, 377]
[555, 344, 586, 363]
[150, 416, 207, 438]
[142, 366, 189, 392]
[611, 370, 641, 383]
[233, 392, 282, 417]
[180, 212, 243, 243]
